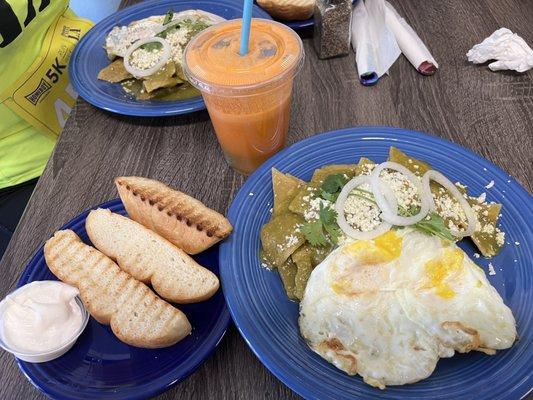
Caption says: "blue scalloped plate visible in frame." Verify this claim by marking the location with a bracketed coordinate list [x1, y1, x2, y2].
[15, 199, 230, 400]
[284, 17, 314, 30]
[69, 0, 271, 116]
[219, 126, 533, 400]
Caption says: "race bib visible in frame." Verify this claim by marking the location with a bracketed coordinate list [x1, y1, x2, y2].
[0, 9, 92, 137]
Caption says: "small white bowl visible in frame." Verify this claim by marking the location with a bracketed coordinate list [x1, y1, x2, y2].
[0, 282, 90, 363]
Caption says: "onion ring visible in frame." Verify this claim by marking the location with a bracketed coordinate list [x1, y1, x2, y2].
[153, 11, 225, 37]
[123, 37, 170, 78]
[335, 176, 398, 240]
[422, 170, 477, 237]
[370, 161, 431, 226]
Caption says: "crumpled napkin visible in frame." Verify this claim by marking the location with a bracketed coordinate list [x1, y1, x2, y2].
[351, 0, 401, 83]
[467, 28, 533, 73]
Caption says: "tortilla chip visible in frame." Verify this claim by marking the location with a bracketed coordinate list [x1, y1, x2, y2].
[98, 59, 133, 83]
[142, 62, 183, 93]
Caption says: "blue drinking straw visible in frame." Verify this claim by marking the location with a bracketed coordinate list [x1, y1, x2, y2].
[239, 0, 253, 55]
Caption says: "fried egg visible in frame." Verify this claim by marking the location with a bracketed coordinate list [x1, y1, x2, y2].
[299, 229, 516, 389]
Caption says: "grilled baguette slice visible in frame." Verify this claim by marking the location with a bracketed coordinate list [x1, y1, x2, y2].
[115, 176, 232, 254]
[257, 0, 314, 21]
[44, 230, 191, 348]
[86, 208, 219, 303]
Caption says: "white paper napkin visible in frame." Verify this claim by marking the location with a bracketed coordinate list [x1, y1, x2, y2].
[383, 1, 438, 73]
[467, 28, 533, 73]
[351, 0, 401, 80]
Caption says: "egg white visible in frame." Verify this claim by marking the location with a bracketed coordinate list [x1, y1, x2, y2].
[299, 229, 516, 389]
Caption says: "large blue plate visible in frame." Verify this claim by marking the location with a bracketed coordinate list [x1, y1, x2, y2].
[16, 199, 230, 400]
[284, 17, 314, 30]
[219, 126, 533, 400]
[69, 0, 271, 117]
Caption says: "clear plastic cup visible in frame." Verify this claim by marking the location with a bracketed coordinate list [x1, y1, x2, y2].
[0, 281, 89, 363]
[184, 19, 304, 175]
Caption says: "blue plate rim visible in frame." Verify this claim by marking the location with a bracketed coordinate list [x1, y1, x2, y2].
[15, 198, 231, 400]
[219, 125, 533, 400]
[69, 0, 272, 117]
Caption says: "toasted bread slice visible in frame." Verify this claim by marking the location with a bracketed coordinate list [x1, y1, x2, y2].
[44, 230, 191, 348]
[257, 0, 314, 21]
[115, 176, 232, 254]
[86, 208, 220, 303]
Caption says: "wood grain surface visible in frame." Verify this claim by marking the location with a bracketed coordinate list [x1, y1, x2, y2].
[1, 0, 532, 399]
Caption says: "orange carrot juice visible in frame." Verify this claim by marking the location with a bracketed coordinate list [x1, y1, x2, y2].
[183, 19, 304, 174]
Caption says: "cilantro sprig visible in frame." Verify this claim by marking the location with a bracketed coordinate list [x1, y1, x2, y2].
[299, 174, 348, 246]
[411, 213, 455, 241]
[301, 203, 342, 247]
[163, 10, 174, 25]
[319, 173, 349, 202]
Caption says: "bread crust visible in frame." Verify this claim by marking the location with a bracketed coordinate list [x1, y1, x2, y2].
[86, 208, 220, 303]
[44, 230, 191, 348]
[115, 176, 232, 255]
[257, 0, 314, 20]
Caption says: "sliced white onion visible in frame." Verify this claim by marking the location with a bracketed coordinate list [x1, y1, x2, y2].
[335, 176, 398, 240]
[123, 37, 170, 78]
[154, 10, 225, 36]
[153, 20, 182, 36]
[370, 161, 431, 226]
[422, 170, 477, 237]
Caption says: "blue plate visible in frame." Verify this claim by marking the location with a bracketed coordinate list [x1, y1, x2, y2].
[219, 126, 533, 400]
[69, 0, 271, 117]
[251, 1, 316, 30]
[16, 199, 230, 400]
[284, 17, 314, 30]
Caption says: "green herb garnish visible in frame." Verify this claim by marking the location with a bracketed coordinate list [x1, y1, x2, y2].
[301, 221, 328, 247]
[412, 213, 455, 241]
[157, 23, 180, 39]
[301, 204, 341, 247]
[183, 18, 211, 39]
[140, 41, 163, 51]
[163, 10, 174, 25]
[398, 204, 421, 217]
[350, 188, 376, 204]
[319, 173, 349, 202]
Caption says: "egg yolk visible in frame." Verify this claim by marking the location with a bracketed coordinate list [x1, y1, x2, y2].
[374, 230, 403, 259]
[344, 230, 403, 265]
[425, 249, 464, 298]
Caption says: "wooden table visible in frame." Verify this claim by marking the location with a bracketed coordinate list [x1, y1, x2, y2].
[1, 0, 532, 399]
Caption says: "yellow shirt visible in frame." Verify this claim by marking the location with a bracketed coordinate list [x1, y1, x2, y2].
[0, 1, 92, 188]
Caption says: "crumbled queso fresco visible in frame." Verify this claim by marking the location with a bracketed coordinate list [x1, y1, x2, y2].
[297, 161, 505, 246]
[344, 167, 503, 244]
[488, 262, 496, 276]
[303, 196, 332, 221]
[433, 187, 467, 230]
[166, 28, 189, 62]
[343, 183, 383, 232]
[128, 26, 189, 70]
[342, 169, 421, 233]
[277, 233, 301, 252]
[380, 171, 422, 210]
[129, 48, 164, 70]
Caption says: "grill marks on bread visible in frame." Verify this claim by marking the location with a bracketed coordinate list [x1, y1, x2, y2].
[44, 230, 191, 348]
[115, 176, 232, 254]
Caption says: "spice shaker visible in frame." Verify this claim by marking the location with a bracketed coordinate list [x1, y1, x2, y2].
[314, 0, 353, 59]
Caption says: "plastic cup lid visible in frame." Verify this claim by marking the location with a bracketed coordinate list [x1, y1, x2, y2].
[184, 19, 304, 94]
